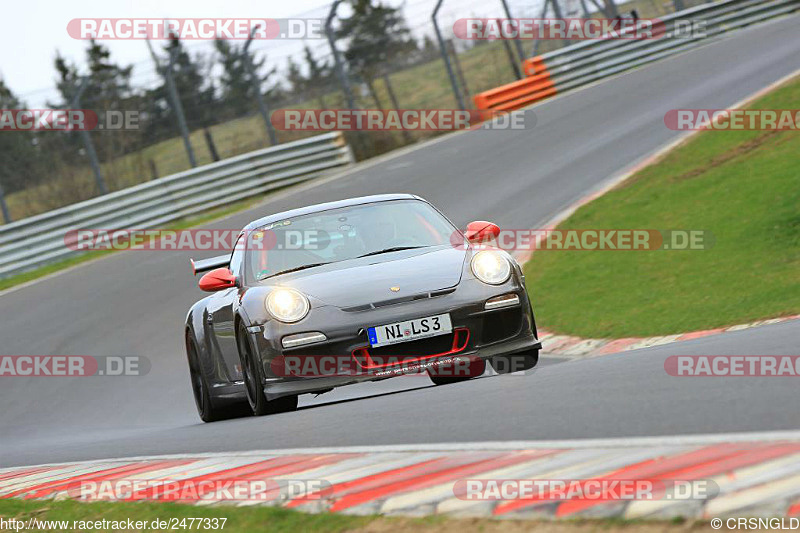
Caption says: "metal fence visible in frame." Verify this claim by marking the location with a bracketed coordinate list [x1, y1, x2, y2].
[0, 132, 353, 279]
[1, 0, 738, 226]
[538, 0, 800, 93]
[472, 0, 799, 111]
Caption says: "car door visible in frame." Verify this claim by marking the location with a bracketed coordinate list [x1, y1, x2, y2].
[206, 233, 245, 382]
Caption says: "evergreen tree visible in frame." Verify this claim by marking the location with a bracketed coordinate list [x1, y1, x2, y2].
[162, 37, 216, 128]
[85, 39, 133, 108]
[0, 79, 42, 194]
[215, 38, 276, 119]
[52, 40, 133, 108]
[336, 0, 415, 108]
[53, 51, 81, 103]
[302, 45, 332, 109]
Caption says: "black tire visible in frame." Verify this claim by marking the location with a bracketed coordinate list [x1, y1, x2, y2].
[427, 356, 486, 386]
[490, 350, 539, 374]
[186, 335, 251, 423]
[237, 325, 298, 416]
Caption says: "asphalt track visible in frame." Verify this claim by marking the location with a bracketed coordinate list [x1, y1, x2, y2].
[1, 16, 798, 468]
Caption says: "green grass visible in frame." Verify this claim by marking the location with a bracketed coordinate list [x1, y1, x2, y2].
[0, 499, 371, 533]
[0, 499, 717, 533]
[523, 75, 800, 338]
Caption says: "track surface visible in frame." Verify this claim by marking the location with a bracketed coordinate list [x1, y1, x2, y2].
[1, 17, 798, 467]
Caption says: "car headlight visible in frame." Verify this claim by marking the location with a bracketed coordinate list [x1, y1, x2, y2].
[266, 288, 310, 323]
[471, 250, 511, 285]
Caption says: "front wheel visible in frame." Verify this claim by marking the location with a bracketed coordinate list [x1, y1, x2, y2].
[490, 350, 539, 374]
[238, 325, 298, 416]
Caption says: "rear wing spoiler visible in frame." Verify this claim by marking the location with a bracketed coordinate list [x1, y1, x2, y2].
[190, 255, 230, 276]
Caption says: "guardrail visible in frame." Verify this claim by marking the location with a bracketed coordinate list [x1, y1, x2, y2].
[0, 132, 354, 279]
[473, 64, 556, 112]
[474, 0, 800, 111]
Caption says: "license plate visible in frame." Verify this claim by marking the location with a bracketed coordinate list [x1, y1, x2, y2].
[367, 314, 452, 348]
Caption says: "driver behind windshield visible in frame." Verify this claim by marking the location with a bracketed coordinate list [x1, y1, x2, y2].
[248, 200, 452, 281]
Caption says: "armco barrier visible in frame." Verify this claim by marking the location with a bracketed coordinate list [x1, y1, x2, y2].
[473, 68, 556, 112]
[474, 0, 800, 112]
[0, 132, 353, 279]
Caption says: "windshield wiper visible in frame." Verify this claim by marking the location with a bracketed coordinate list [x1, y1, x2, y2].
[356, 246, 426, 258]
[258, 262, 331, 280]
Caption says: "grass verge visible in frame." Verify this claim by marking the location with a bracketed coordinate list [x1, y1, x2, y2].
[0, 499, 715, 533]
[523, 75, 800, 338]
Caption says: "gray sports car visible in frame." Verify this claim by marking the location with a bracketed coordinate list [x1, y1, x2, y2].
[186, 194, 541, 422]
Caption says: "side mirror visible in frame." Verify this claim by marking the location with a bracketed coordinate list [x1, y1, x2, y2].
[465, 220, 500, 243]
[199, 268, 237, 292]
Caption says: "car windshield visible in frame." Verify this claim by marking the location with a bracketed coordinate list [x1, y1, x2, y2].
[247, 199, 458, 281]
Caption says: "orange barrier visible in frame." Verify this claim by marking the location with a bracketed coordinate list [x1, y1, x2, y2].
[473, 56, 557, 112]
[522, 56, 548, 76]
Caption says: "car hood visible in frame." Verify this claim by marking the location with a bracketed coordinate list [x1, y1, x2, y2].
[278, 246, 467, 308]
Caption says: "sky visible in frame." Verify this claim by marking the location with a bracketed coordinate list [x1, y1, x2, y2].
[1, 0, 556, 106]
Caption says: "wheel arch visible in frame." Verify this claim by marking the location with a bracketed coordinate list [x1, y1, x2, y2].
[185, 302, 207, 351]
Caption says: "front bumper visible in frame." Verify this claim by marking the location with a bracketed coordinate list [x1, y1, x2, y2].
[249, 277, 540, 400]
